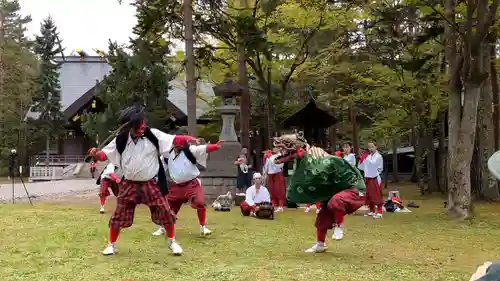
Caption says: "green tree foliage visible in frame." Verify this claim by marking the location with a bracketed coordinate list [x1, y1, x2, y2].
[0, 0, 37, 168]
[110, 0, 497, 212]
[31, 16, 64, 156]
[206, 0, 360, 142]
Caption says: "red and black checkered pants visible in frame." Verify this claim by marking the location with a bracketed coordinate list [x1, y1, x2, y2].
[109, 179, 176, 229]
[99, 178, 119, 198]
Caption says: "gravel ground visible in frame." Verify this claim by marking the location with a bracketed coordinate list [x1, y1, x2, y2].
[0, 179, 99, 204]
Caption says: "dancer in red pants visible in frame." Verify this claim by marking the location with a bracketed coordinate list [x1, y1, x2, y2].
[152, 139, 223, 237]
[97, 163, 120, 214]
[263, 149, 286, 212]
[88, 106, 198, 256]
[272, 133, 366, 253]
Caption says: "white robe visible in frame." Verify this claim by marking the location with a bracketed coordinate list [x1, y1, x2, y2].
[101, 163, 119, 180]
[165, 145, 209, 184]
[363, 151, 383, 184]
[263, 154, 284, 176]
[101, 128, 175, 181]
[343, 153, 356, 166]
[245, 184, 271, 206]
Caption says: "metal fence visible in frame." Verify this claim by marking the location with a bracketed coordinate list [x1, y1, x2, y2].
[29, 155, 87, 166]
[29, 166, 64, 182]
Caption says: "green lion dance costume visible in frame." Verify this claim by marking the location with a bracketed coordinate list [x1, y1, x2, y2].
[273, 133, 366, 253]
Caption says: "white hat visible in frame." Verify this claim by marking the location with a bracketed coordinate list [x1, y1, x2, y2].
[253, 172, 262, 179]
[10, 149, 16, 154]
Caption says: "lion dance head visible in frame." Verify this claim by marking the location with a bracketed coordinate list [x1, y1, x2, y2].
[273, 131, 308, 153]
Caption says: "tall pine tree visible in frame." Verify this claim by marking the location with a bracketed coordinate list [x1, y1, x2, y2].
[0, 0, 37, 169]
[32, 16, 63, 163]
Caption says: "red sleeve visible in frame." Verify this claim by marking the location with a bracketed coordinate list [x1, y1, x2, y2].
[359, 152, 368, 164]
[263, 150, 272, 163]
[206, 144, 219, 153]
[173, 135, 196, 147]
[109, 173, 119, 181]
[95, 151, 107, 161]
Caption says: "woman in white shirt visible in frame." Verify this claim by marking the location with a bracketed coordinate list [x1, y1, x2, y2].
[342, 142, 356, 166]
[363, 141, 384, 219]
[240, 173, 271, 216]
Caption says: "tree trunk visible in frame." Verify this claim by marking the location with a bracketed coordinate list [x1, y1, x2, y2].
[410, 112, 419, 183]
[391, 139, 399, 183]
[446, 0, 499, 217]
[478, 49, 499, 200]
[471, 125, 481, 197]
[329, 125, 337, 150]
[414, 122, 425, 194]
[45, 134, 50, 168]
[237, 0, 250, 148]
[411, 159, 417, 183]
[350, 105, 359, 155]
[437, 111, 447, 193]
[0, 13, 5, 133]
[444, 0, 461, 200]
[425, 124, 439, 193]
[184, 0, 197, 136]
[265, 68, 274, 144]
[238, 44, 250, 148]
[448, 62, 483, 218]
[491, 41, 499, 150]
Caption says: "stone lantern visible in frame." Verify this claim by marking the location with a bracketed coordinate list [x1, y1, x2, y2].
[213, 79, 242, 142]
[200, 79, 242, 199]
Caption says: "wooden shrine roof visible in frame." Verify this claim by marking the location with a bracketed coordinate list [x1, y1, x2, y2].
[282, 100, 337, 128]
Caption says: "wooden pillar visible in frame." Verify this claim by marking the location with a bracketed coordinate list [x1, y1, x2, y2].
[184, 0, 197, 136]
[304, 126, 311, 144]
[329, 125, 337, 150]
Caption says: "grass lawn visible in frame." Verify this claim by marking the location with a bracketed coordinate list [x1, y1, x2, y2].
[1, 185, 500, 281]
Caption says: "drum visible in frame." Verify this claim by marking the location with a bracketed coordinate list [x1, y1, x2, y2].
[234, 193, 245, 206]
[255, 202, 274, 220]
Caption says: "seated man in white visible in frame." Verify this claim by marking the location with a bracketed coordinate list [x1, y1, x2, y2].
[240, 173, 271, 216]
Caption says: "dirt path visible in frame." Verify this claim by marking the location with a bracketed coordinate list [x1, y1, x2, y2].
[0, 179, 99, 204]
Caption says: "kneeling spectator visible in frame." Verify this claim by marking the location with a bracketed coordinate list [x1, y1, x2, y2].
[240, 173, 270, 216]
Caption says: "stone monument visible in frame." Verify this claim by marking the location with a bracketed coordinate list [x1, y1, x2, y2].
[200, 79, 243, 200]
